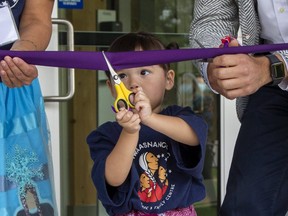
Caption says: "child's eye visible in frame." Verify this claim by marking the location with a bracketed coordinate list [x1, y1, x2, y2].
[140, 70, 150, 76]
[118, 73, 127, 79]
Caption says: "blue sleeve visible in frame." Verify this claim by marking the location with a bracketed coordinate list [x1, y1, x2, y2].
[167, 106, 208, 177]
[86, 123, 139, 215]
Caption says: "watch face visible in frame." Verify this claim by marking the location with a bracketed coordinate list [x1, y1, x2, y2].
[272, 62, 285, 79]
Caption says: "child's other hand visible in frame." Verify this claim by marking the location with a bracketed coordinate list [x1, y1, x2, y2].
[133, 87, 152, 123]
[116, 108, 141, 134]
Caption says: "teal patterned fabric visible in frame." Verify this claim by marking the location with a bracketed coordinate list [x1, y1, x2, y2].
[0, 79, 57, 216]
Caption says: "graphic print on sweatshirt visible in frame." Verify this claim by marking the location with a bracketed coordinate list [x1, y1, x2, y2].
[135, 140, 176, 211]
[0, 0, 19, 8]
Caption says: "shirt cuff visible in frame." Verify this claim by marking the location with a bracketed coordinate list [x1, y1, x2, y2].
[199, 61, 219, 94]
[278, 53, 288, 91]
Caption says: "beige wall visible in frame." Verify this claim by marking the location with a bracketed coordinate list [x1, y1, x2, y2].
[63, 0, 106, 206]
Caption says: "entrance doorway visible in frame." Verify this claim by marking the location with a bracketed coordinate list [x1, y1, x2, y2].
[55, 1, 223, 215]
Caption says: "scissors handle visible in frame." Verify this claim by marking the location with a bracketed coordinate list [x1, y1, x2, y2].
[113, 83, 135, 112]
[221, 35, 232, 48]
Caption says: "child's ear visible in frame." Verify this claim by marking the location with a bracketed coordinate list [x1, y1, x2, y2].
[165, 69, 175, 90]
[106, 79, 116, 97]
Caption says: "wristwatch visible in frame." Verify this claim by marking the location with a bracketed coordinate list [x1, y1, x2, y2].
[265, 54, 285, 86]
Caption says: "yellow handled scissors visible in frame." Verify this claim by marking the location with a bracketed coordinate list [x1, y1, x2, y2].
[102, 51, 135, 112]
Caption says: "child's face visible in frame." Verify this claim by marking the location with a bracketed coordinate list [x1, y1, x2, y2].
[107, 65, 175, 112]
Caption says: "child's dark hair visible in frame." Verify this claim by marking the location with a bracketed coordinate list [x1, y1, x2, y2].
[105, 31, 179, 78]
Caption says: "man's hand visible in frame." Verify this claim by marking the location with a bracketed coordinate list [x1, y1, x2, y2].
[207, 39, 271, 99]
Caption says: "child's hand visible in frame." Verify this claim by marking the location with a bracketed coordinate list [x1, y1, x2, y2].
[133, 87, 153, 123]
[116, 108, 141, 134]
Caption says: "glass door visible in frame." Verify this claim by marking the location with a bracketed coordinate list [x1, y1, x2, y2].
[57, 1, 221, 215]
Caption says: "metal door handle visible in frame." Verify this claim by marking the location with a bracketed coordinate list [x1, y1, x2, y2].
[44, 19, 75, 102]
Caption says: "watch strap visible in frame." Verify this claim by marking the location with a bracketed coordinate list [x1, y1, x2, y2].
[265, 54, 285, 86]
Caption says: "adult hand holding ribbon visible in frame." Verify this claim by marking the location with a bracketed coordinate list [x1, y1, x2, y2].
[1, 43, 288, 70]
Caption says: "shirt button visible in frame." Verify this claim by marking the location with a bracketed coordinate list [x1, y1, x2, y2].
[279, 7, 285, 13]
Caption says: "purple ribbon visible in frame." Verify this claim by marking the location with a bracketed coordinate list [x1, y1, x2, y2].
[0, 43, 288, 70]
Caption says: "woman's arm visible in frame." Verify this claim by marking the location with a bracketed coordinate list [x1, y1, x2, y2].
[0, 0, 54, 87]
[11, 0, 54, 51]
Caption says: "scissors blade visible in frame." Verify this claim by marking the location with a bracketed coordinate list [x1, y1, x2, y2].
[102, 51, 121, 84]
[102, 51, 135, 112]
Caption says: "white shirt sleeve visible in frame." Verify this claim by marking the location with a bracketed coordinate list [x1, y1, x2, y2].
[258, 1, 288, 91]
[278, 53, 288, 90]
[198, 61, 219, 94]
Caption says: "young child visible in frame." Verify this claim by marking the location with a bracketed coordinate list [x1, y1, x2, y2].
[87, 32, 208, 216]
